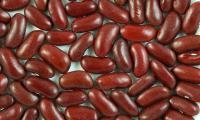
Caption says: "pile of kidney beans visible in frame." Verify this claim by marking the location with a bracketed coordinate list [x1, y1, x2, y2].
[0, 0, 200, 120]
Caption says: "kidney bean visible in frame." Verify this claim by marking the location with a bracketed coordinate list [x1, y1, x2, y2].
[69, 32, 94, 61]
[5, 13, 26, 48]
[120, 25, 157, 42]
[16, 30, 45, 59]
[183, 2, 200, 34]
[173, 0, 191, 14]
[59, 71, 93, 89]
[99, 0, 129, 23]
[94, 23, 119, 57]
[130, 43, 149, 77]
[66, 1, 97, 17]
[72, 13, 103, 32]
[0, 0, 29, 11]
[0, 23, 7, 37]
[23, 76, 59, 98]
[89, 89, 118, 117]
[160, 0, 173, 12]
[39, 98, 65, 120]
[0, 48, 25, 80]
[22, 108, 38, 120]
[0, 74, 8, 94]
[0, 95, 14, 109]
[157, 11, 181, 44]
[115, 0, 127, 6]
[116, 115, 131, 120]
[129, 0, 145, 23]
[65, 106, 98, 120]
[164, 110, 194, 120]
[34, 0, 48, 11]
[81, 56, 116, 74]
[25, 5, 52, 30]
[39, 44, 71, 73]
[146, 42, 176, 66]
[178, 51, 200, 65]
[151, 60, 176, 89]
[0, 10, 10, 23]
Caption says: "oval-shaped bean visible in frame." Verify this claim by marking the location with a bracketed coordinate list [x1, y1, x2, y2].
[0, 0, 29, 11]
[129, 0, 145, 23]
[178, 51, 200, 65]
[116, 116, 131, 120]
[25, 5, 52, 30]
[16, 30, 45, 59]
[146, 42, 176, 66]
[69, 32, 93, 61]
[164, 110, 194, 120]
[0, 10, 10, 23]
[151, 60, 176, 89]
[72, 13, 103, 32]
[0, 23, 7, 37]
[160, 0, 173, 12]
[115, 0, 127, 6]
[173, 0, 190, 14]
[81, 56, 116, 74]
[34, 0, 48, 11]
[99, 0, 129, 23]
[157, 11, 181, 44]
[39, 44, 71, 73]
[89, 89, 118, 117]
[120, 25, 157, 42]
[0, 48, 25, 80]
[5, 13, 26, 48]
[0, 74, 8, 94]
[0, 95, 14, 109]
[22, 108, 38, 120]
[94, 23, 119, 57]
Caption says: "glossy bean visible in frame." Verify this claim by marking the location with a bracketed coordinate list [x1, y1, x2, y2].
[22, 108, 38, 120]
[178, 51, 200, 65]
[116, 116, 131, 120]
[173, 0, 190, 14]
[34, 0, 48, 11]
[0, 10, 11, 23]
[115, 0, 127, 6]
[0, 74, 8, 94]
[0, 95, 14, 109]
[0, 23, 7, 37]
[164, 110, 194, 120]
[160, 0, 173, 12]
[0, 0, 29, 11]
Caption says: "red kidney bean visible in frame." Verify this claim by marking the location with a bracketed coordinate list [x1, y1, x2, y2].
[25, 5, 52, 30]
[128, 74, 155, 96]
[81, 56, 116, 74]
[72, 13, 103, 32]
[99, 0, 129, 23]
[157, 11, 181, 44]
[115, 0, 127, 6]
[56, 90, 87, 107]
[0, 10, 10, 23]
[160, 0, 173, 12]
[69, 32, 94, 61]
[39, 99, 65, 120]
[65, 106, 98, 120]
[130, 43, 149, 77]
[178, 51, 200, 65]
[22, 108, 38, 120]
[129, 0, 145, 23]
[116, 115, 131, 120]
[39, 44, 71, 73]
[0, 0, 29, 11]
[59, 71, 93, 89]
[170, 96, 199, 116]
[89, 89, 118, 117]
[0, 95, 14, 109]
[0, 74, 8, 94]
[34, 0, 48, 11]
[139, 101, 169, 120]
[65, 1, 97, 17]
[16, 30, 45, 59]
[146, 0, 163, 26]
[23, 76, 59, 98]
[183, 2, 200, 34]
[5, 13, 26, 48]
[173, 0, 191, 14]
[151, 60, 176, 89]
[120, 25, 157, 42]
[0, 23, 7, 37]
[0, 48, 25, 80]
[111, 90, 138, 116]
[146, 42, 176, 66]
[164, 110, 194, 120]
[94, 23, 119, 57]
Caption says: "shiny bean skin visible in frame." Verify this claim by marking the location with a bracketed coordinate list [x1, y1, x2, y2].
[72, 13, 103, 32]
[130, 43, 149, 77]
[0, 10, 11, 23]
[94, 23, 120, 57]
[0, 95, 14, 109]
[81, 56, 116, 74]
[0, 48, 25, 80]
[120, 25, 157, 42]
[111, 90, 138, 116]
[5, 13, 26, 48]
[39, 44, 71, 73]
[25, 5, 52, 30]
[116, 116, 131, 120]
[151, 60, 176, 89]
[39, 99, 65, 120]
[56, 90, 87, 107]
[59, 71, 93, 89]
[157, 11, 181, 44]
[0, 74, 8, 94]
[69, 32, 94, 61]
[34, 0, 48, 11]
[65, 106, 98, 120]
[0, 23, 7, 37]
[173, 0, 191, 14]
[146, 42, 176, 66]
[0, 0, 29, 11]
[65, 1, 97, 17]
[16, 30, 45, 59]
[96, 73, 132, 90]
[178, 51, 200, 65]
[170, 96, 199, 116]
[115, 0, 127, 6]
[164, 110, 194, 120]
[160, 0, 173, 12]
[89, 89, 118, 117]
[22, 108, 39, 120]
[99, 0, 129, 23]
[23, 76, 59, 98]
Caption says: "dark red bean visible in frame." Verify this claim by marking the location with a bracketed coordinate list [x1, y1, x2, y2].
[164, 110, 194, 120]
[99, 0, 129, 23]
[89, 89, 118, 117]
[0, 0, 29, 11]
[0, 95, 14, 109]
[160, 0, 173, 12]
[34, 0, 48, 11]
[5, 13, 26, 48]
[115, 0, 127, 6]
[0, 10, 11, 23]
[120, 25, 157, 42]
[39, 44, 71, 73]
[22, 108, 38, 120]
[173, 0, 191, 14]
[94, 23, 120, 57]
[0, 48, 25, 80]
[0, 74, 8, 94]
[178, 51, 200, 65]
[157, 11, 181, 44]
[0, 23, 7, 37]
[116, 115, 131, 120]
[16, 30, 45, 59]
